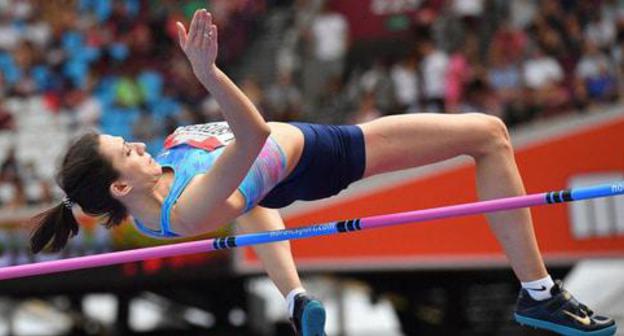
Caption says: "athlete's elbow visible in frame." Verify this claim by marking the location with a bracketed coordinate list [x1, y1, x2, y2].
[256, 124, 271, 141]
[244, 125, 271, 150]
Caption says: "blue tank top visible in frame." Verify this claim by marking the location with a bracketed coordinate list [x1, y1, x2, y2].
[133, 122, 287, 238]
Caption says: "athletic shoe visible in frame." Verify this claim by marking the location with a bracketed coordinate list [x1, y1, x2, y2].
[290, 293, 326, 336]
[514, 280, 617, 336]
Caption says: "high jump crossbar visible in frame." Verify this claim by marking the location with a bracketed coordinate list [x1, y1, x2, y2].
[1, 181, 623, 281]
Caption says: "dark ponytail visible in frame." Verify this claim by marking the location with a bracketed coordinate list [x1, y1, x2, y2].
[29, 131, 129, 254]
[30, 203, 79, 254]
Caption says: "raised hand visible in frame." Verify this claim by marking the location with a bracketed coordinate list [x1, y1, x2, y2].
[176, 9, 219, 83]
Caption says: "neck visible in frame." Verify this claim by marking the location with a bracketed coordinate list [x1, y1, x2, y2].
[124, 171, 174, 229]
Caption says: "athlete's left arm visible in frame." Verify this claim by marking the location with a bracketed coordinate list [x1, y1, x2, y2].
[235, 206, 300, 295]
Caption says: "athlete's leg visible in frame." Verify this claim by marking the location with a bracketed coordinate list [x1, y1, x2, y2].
[236, 206, 326, 335]
[358, 113, 546, 281]
[236, 206, 303, 296]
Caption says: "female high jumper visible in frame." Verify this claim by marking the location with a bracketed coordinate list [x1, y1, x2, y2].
[30, 9, 616, 336]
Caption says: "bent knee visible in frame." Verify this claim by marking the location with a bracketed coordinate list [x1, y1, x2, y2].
[464, 113, 512, 157]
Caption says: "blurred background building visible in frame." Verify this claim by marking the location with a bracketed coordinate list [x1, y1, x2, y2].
[0, 0, 622, 335]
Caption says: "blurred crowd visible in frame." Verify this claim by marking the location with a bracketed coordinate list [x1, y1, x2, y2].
[1, 0, 624, 209]
[297, 0, 624, 125]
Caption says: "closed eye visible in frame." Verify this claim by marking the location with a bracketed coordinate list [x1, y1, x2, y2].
[123, 142, 132, 156]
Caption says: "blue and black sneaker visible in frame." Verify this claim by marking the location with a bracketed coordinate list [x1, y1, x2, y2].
[290, 293, 326, 336]
[514, 280, 617, 336]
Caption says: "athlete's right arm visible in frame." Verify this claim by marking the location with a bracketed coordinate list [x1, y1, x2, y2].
[173, 9, 270, 230]
[176, 9, 269, 143]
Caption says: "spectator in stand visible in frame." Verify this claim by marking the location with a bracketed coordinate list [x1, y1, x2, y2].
[562, 14, 584, 59]
[302, 2, 349, 107]
[358, 59, 395, 114]
[239, 76, 266, 117]
[22, 5, 52, 49]
[168, 53, 207, 103]
[0, 177, 26, 209]
[0, 146, 19, 185]
[198, 96, 222, 122]
[488, 47, 527, 126]
[163, 113, 181, 136]
[209, 0, 266, 68]
[132, 110, 159, 145]
[522, 45, 569, 117]
[22, 161, 53, 205]
[0, 101, 15, 131]
[584, 11, 616, 51]
[419, 36, 449, 112]
[63, 71, 103, 131]
[536, 1, 566, 41]
[10, 41, 39, 97]
[0, 71, 5, 98]
[450, 0, 484, 31]
[575, 40, 619, 104]
[73, 90, 103, 131]
[509, 0, 537, 30]
[347, 91, 381, 124]
[264, 70, 303, 122]
[558, 14, 585, 88]
[0, 146, 26, 209]
[458, 78, 489, 113]
[390, 52, 420, 113]
[445, 33, 480, 113]
[490, 21, 529, 67]
[612, 21, 624, 95]
[0, 11, 20, 51]
[316, 74, 353, 125]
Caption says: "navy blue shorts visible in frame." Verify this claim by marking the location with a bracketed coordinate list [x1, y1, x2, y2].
[259, 122, 366, 208]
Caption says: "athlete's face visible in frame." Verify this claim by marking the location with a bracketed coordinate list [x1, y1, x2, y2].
[98, 135, 162, 196]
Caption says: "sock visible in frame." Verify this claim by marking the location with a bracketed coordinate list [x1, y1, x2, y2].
[286, 287, 307, 317]
[521, 275, 555, 301]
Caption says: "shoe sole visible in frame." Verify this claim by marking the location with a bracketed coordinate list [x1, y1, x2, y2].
[301, 300, 326, 336]
[514, 313, 617, 336]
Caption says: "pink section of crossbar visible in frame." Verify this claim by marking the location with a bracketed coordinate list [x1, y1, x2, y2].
[362, 193, 548, 228]
[0, 239, 218, 280]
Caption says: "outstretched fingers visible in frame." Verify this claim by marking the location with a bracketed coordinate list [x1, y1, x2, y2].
[205, 9, 212, 26]
[198, 10, 209, 47]
[199, 11, 218, 49]
[188, 9, 202, 45]
[176, 8, 220, 76]
[177, 9, 218, 50]
[210, 24, 218, 43]
[208, 24, 218, 50]
[176, 21, 187, 49]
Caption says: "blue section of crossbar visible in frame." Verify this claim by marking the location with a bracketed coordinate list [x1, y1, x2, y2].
[570, 182, 624, 201]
